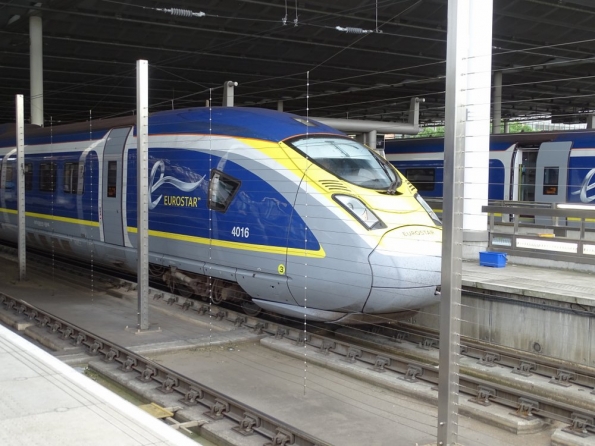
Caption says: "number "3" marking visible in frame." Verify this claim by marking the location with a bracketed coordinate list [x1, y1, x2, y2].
[278, 264, 286, 275]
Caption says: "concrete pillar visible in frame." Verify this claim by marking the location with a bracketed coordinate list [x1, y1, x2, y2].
[463, 0, 493, 244]
[367, 130, 377, 151]
[277, 100, 283, 112]
[493, 71, 502, 134]
[587, 114, 595, 129]
[30, 15, 43, 126]
[504, 119, 510, 133]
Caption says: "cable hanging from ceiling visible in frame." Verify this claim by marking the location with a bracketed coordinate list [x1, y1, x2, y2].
[281, 0, 299, 26]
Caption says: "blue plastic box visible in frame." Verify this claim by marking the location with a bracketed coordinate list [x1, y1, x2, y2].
[479, 251, 507, 268]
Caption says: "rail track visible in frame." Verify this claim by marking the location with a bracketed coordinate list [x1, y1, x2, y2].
[1, 245, 595, 439]
[0, 290, 329, 446]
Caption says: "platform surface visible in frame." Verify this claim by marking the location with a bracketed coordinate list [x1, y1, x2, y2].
[462, 259, 595, 306]
[0, 323, 201, 446]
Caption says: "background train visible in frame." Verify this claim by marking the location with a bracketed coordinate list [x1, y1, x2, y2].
[384, 130, 595, 206]
[0, 107, 442, 324]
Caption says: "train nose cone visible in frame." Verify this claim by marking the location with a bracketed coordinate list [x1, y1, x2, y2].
[363, 226, 441, 314]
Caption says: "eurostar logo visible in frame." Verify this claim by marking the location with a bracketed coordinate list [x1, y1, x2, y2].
[571, 168, 595, 203]
[149, 160, 204, 209]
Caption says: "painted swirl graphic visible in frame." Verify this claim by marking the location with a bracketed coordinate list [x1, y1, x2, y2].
[149, 160, 204, 209]
[571, 168, 595, 203]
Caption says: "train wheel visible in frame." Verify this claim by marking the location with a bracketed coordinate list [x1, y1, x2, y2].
[210, 280, 225, 304]
[176, 284, 195, 298]
[241, 300, 262, 316]
[148, 264, 166, 278]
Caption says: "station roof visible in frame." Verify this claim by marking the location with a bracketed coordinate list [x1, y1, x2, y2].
[0, 0, 594, 127]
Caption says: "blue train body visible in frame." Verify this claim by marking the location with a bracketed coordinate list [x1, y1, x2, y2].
[0, 107, 443, 324]
[385, 131, 595, 205]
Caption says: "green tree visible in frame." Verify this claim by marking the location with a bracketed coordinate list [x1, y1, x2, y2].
[416, 126, 445, 137]
[413, 121, 534, 138]
[507, 122, 534, 133]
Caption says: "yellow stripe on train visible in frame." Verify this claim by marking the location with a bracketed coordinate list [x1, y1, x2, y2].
[0, 208, 99, 227]
[127, 227, 326, 258]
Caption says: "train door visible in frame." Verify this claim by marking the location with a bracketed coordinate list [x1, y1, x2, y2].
[534, 141, 572, 203]
[534, 141, 572, 225]
[0, 149, 16, 224]
[511, 147, 538, 202]
[102, 127, 131, 245]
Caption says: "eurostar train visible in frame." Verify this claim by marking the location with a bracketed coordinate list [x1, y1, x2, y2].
[384, 131, 595, 205]
[0, 107, 442, 324]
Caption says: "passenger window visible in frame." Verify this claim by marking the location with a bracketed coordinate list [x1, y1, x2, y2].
[543, 166, 559, 195]
[3, 163, 33, 190]
[107, 161, 117, 197]
[39, 162, 57, 192]
[208, 170, 240, 212]
[405, 168, 435, 192]
[63, 162, 82, 194]
[5, 165, 14, 189]
[25, 163, 33, 190]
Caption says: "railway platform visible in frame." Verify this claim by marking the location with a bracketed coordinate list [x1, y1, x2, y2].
[0, 323, 202, 446]
[0, 249, 593, 445]
[462, 260, 595, 307]
[412, 258, 595, 371]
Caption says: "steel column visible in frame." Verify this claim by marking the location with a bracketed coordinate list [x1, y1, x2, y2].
[29, 15, 43, 126]
[222, 81, 237, 107]
[493, 71, 502, 134]
[136, 60, 149, 330]
[16, 95, 26, 280]
[438, 0, 468, 444]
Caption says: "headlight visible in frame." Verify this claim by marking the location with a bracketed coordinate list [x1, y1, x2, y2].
[415, 193, 442, 226]
[333, 195, 385, 230]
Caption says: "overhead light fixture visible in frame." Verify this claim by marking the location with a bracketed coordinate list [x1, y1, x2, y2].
[556, 203, 595, 211]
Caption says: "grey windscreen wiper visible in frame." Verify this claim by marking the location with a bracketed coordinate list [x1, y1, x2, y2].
[378, 156, 401, 194]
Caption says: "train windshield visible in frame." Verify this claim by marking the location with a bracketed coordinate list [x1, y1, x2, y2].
[290, 136, 400, 191]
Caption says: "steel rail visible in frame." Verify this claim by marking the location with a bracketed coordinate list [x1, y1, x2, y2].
[0, 292, 330, 446]
[373, 321, 595, 391]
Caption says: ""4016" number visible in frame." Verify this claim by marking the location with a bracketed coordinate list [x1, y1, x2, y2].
[231, 226, 250, 238]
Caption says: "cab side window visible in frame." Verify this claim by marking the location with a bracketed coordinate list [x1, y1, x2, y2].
[208, 170, 240, 212]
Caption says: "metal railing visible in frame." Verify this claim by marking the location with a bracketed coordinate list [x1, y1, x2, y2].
[482, 203, 595, 265]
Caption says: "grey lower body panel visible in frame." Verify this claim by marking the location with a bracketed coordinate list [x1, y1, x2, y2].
[252, 299, 422, 324]
[363, 286, 440, 314]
